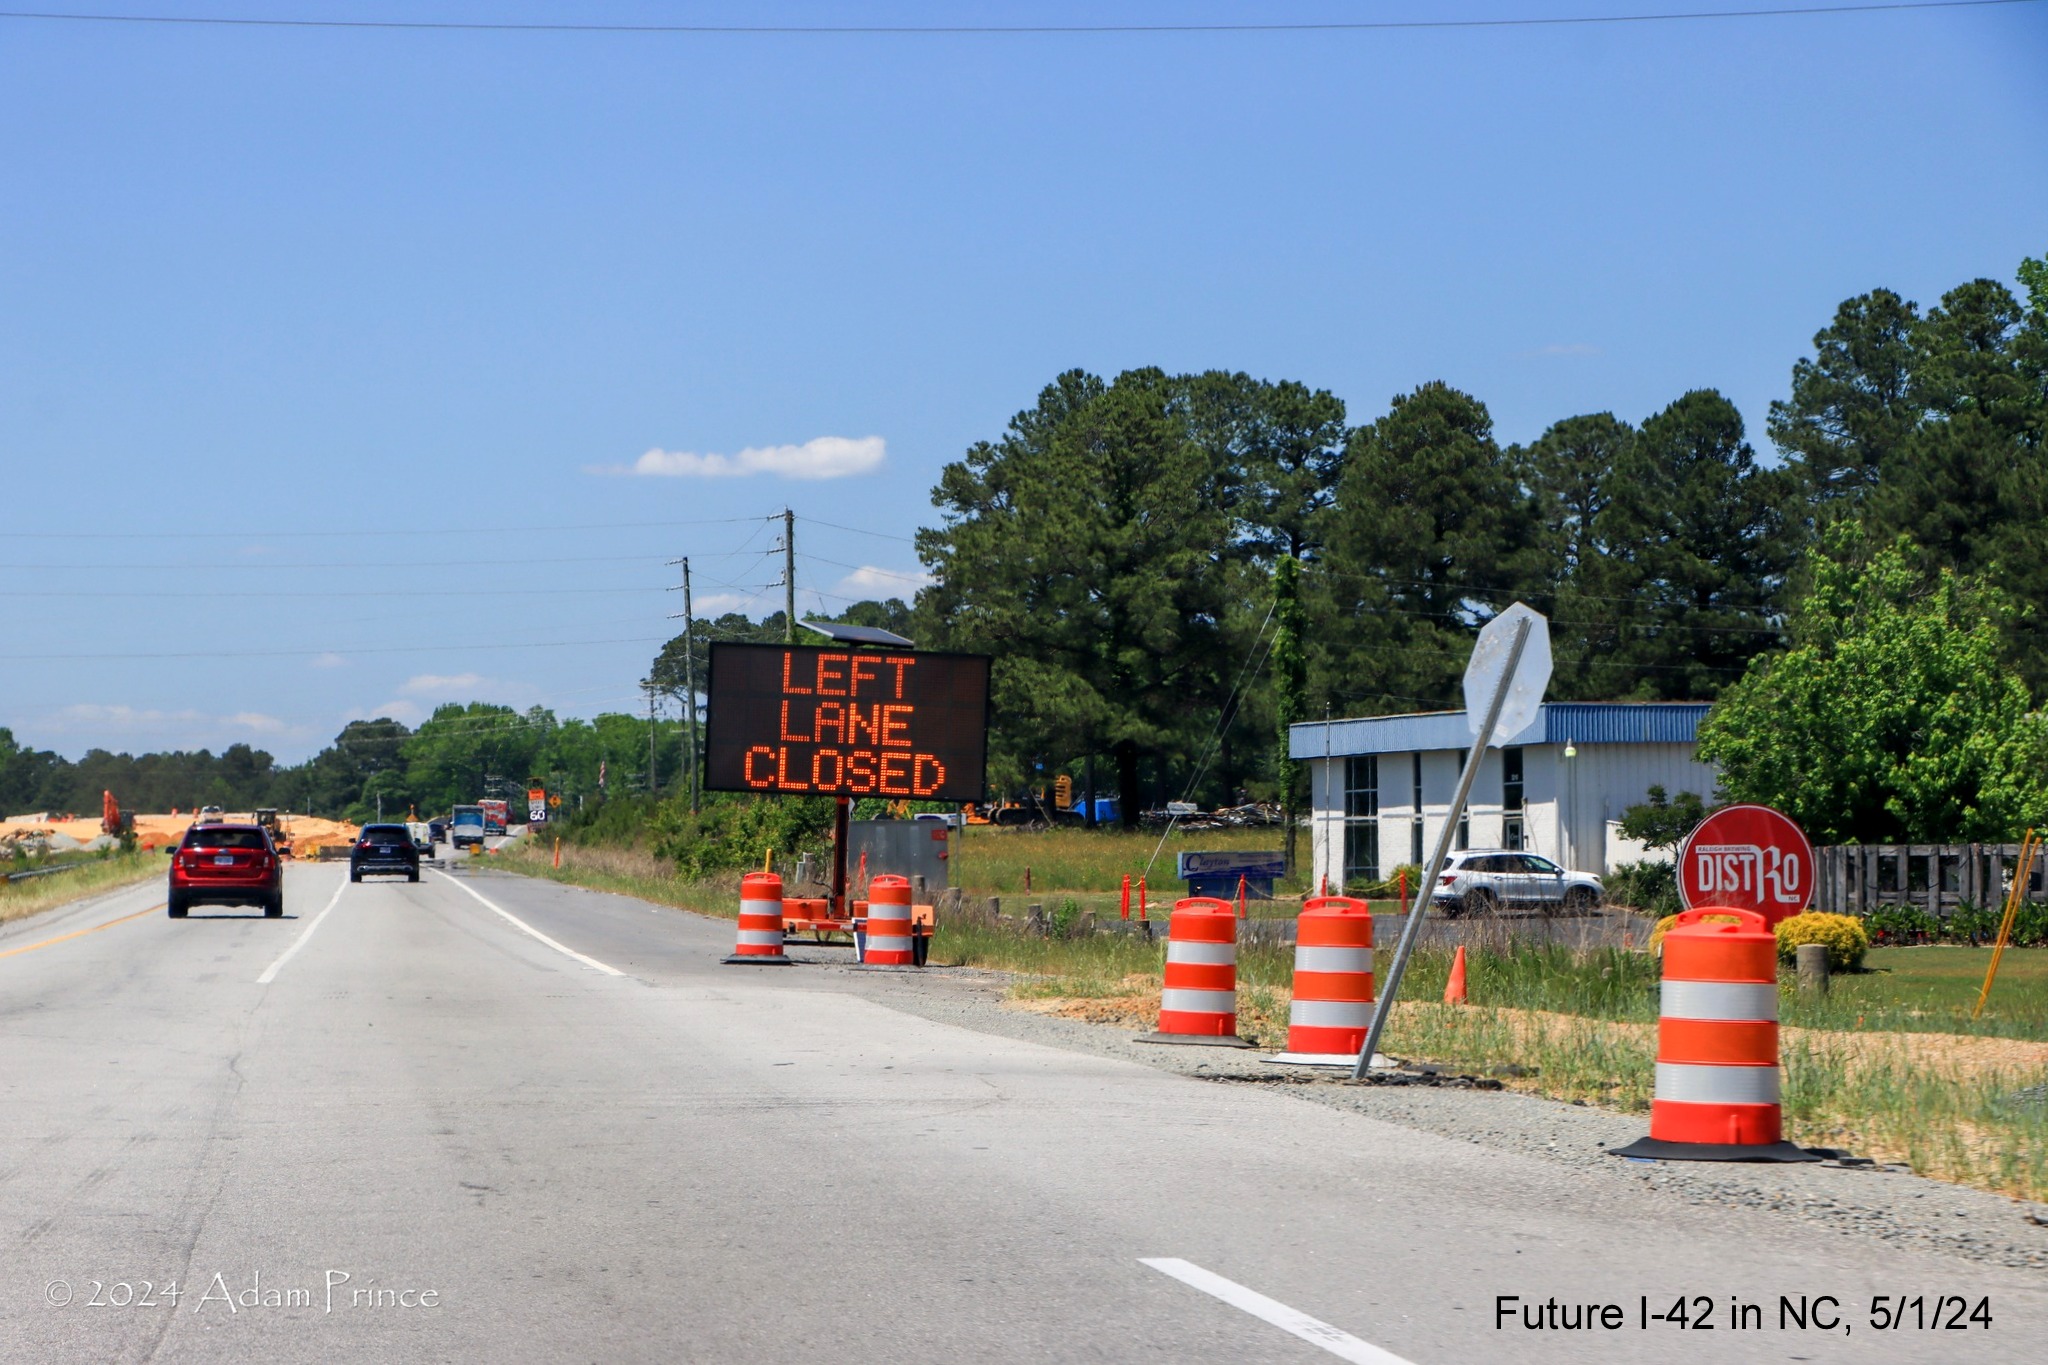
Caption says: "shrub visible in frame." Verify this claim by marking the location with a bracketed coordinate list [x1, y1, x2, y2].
[1361, 863, 1423, 899]
[1775, 912, 1868, 972]
[1648, 910, 1744, 955]
[1864, 905, 1938, 945]
[650, 793, 836, 878]
[1050, 897, 1085, 938]
[1607, 860, 1680, 916]
[1944, 899, 1999, 945]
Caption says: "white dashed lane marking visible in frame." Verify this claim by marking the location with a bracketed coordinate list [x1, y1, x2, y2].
[1140, 1258, 1415, 1364]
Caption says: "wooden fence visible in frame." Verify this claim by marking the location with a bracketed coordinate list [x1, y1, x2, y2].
[1812, 844, 2046, 917]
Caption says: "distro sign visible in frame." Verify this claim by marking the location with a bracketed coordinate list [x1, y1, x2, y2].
[703, 642, 990, 801]
[1678, 803, 1815, 925]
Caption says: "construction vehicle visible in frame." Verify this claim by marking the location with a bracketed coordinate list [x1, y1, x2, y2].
[255, 808, 291, 858]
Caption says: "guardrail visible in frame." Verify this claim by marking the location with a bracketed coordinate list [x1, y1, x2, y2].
[2, 862, 90, 885]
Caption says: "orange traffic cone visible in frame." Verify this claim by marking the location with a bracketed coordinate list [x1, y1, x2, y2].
[1444, 945, 1469, 1005]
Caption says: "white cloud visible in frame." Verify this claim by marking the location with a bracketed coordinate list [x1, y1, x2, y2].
[346, 700, 426, 726]
[691, 592, 754, 615]
[52, 703, 186, 728]
[400, 672, 490, 697]
[835, 565, 931, 597]
[41, 704, 305, 747]
[310, 652, 348, 669]
[593, 435, 886, 481]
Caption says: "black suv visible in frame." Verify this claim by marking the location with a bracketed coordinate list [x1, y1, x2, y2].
[350, 823, 421, 883]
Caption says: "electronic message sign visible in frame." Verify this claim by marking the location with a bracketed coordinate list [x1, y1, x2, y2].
[703, 643, 990, 801]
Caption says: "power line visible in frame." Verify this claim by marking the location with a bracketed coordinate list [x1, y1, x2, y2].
[801, 517, 919, 543]
[14, 585, 672, 599]
[0, 515, 774, 541]
[0, 2, 2029, 35]
[0, 634, 664, 662]
[0, 552, 670, 570]
[795, 552, 931, 585]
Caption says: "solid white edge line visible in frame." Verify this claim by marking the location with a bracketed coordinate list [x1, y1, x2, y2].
[437, 871, 625, 977]
[1139, 1258, 1415, 1365]
[256, 878, 348, 985]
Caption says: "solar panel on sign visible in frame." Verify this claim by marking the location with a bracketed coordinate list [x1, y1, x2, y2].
[798, 620, 916, 648]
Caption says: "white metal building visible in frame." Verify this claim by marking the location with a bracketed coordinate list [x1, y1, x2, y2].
[1291, 702, 1719, 889]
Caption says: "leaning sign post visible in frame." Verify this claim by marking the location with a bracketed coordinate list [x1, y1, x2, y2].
[1353, 603, 1552, 1079]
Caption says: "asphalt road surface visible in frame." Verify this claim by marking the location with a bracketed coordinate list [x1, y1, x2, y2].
[2, 856, 2043, 1363]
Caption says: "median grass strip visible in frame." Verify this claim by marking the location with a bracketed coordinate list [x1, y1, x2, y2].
[975, 930, 2048, 1200]
[0, 851, 163, 927]
[489, 841, 737, 917]
[495, 834, 2048, 1199]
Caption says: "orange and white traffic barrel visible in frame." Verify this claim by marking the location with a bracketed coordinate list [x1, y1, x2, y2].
[1139, 898, 1254, 1048]
[860, 875, 916, 967]
[1611, 906, 1816, 1162]
[723, 871, 792, 966]
[1267, 896, 1377, 1065]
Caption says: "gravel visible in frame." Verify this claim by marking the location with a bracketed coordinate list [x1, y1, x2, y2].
[802, 953, 2048, 1274]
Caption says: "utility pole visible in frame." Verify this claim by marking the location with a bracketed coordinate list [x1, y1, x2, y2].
[782, 507, 797, 643]
[666, 556, 703, 815]
[683, 557, 699, 813]
[644, 680, 657, 797]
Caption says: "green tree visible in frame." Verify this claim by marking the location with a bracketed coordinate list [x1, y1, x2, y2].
[1183, 371, 1348, 559]
[1865, 279, 2040, 573]
[1616, 785, 1710, 850]
[917, 368, 1238, 823]
[1514, 411, 1633, 700]
[401, 704, 551, 815]
[1316, 381, 1533, 712]
[1697, 534, 2048, 843]
[1580, 390, 1795, 700]
[1768, 287, 1922, 517]
[1270, 554, 1307, 871]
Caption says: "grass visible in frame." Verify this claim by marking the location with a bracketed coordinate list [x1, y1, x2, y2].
[1787, 945, 2048, 1039]
[490, 828, 2048, 1200]
[957, 926, 2048, 1200]
[489, 841, 736, 917]
[0, 850, 165, 926]
[948, 824, 1402, 917]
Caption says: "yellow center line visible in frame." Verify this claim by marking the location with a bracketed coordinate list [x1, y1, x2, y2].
[0, 903, 164, 960]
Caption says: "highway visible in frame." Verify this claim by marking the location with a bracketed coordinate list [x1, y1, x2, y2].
[2, 856, 2044, 1363]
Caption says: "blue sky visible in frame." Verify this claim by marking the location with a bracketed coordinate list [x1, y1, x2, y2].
[2, 1, 2044, 763]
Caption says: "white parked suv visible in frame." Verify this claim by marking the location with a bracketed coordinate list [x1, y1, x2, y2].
[1432, 849, 1604, 916]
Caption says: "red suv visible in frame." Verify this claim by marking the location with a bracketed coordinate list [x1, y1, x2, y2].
[169, 823, 283, 918]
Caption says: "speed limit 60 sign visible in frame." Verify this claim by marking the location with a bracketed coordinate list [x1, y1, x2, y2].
[1678, 804, 1814, 925]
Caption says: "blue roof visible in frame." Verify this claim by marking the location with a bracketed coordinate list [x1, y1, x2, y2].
[1289, 702, 1709, 759]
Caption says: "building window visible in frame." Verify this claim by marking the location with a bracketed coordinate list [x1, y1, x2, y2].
[1409, 753, 1424, 865]
[1501, 747, 1524, 850]
[1345, 821, 1380, 889]
[1343, 755, 1379, 884]
[1345, 755, 1379, 819]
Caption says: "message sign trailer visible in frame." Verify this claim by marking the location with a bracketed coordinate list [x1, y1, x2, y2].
[704, 639, 991, 929]
[1678, 804, 1814, 927]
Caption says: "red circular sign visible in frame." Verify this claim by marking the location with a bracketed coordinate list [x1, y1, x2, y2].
[1678, 804, 1815, 925]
